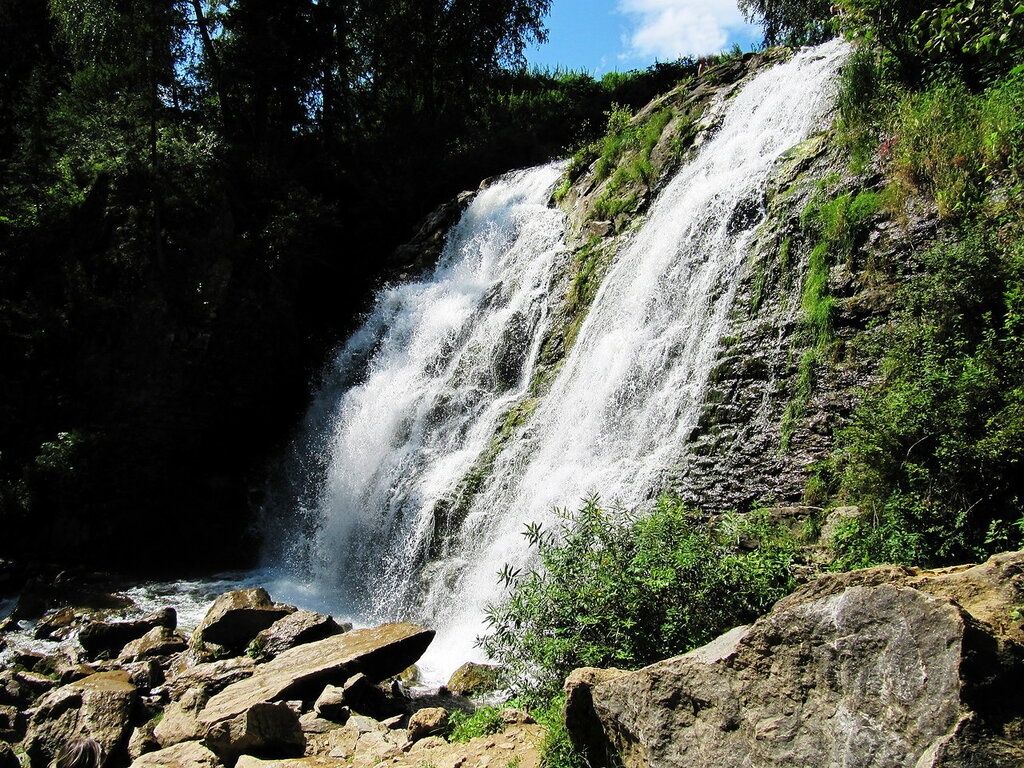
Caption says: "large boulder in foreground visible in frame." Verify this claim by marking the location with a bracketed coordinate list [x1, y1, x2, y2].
[22, 670, 138, 766]
[198, 623, 434, 729]
[571, 551, 1024, 768]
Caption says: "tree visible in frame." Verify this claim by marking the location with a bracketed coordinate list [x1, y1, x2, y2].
[738, 0, 834, 46]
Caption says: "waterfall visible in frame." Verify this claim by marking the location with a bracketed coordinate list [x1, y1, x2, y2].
[270, 39, 848, 681]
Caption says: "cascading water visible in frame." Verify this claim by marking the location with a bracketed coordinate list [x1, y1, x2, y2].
[265, 163, 569, 621]
[270, 39, 849, 680]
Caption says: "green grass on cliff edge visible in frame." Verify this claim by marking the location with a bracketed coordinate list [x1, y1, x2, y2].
[810, 50, 1024, 569]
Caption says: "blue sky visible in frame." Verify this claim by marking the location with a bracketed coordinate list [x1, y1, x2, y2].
[524, 0, 763, 75]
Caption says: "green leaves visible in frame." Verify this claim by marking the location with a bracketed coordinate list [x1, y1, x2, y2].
[479, 496, 796, 701]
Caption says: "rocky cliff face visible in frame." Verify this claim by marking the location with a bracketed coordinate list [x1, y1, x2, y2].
[533, 47, 930, 513]
[565, 550, 1024, 768]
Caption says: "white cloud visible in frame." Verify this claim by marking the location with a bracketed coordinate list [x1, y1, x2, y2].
[617, 0, 752, 61]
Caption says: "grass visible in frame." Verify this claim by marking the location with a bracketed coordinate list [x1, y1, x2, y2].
[781, 187, 883, 449]
[448, 705, 507, 743]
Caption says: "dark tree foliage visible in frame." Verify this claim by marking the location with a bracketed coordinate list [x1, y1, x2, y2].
[1, 0, 704, 571]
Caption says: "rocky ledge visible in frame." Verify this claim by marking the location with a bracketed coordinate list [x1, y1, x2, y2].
[0, 587, 521, 768]
[3, 550, 1024, 767]
[564, 550, 1024, 768]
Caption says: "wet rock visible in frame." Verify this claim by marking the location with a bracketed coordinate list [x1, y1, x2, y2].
[390, 190, 476, 277]
[406, 707, 448, 742]
[198, 623, 433, 729]
[203, 701, 304, 763]
[446, 662, 500, 696]
[129, 740, 225, 767]
[572, 551, 1024, 768]
[9, 575, 133, 623]
[247, 610, 346, 662]
[22, 670, 138, 767]
[12, 649, 45, 670]
[79, 608, 177, 659]
[193, 589, 294, 652]
[34, 606, 87, 640]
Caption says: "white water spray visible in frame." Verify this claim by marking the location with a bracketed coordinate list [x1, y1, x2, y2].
[274, 39, 849, 681]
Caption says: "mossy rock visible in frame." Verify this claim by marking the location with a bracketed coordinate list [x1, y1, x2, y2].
[446, 662, 501, 696]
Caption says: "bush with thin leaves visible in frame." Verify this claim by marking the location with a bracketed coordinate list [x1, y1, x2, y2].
[479, 495, 795, 700]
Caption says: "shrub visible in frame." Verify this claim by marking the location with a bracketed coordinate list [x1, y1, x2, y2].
[480, 495, 795, 700]
[828, 225, 1024, 567]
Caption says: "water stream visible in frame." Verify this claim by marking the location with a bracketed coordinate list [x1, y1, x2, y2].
[269, 39, 849, 682]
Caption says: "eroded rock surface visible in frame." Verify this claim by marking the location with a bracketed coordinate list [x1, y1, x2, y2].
[22, 670, 138, 767]
[198, 624, 434, 728]
[571, 551, 1024, 768]
[193, 589, 295, 651]
[247, 611, 347, 663]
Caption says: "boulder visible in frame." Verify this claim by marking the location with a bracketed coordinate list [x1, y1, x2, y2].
[79, 608, 177, 658]
[9, 576, 134, 623]
[407, 707, 448, 742]
[312, 685, 347, 721]
[0, 670, 29, 707]
[129, 740, 225, 767]
[164, 655, 257, 703]
[154, 695, 206, 748]
[501, 708, 535, 725]
[322, 716, 405, 763]
[198, 623, 433, 729]
[573, 551, 1024, 768]
[235, 758, 341, 767]
[336, 672, 407, 720]
[193, 589, 294, 651]
[33, 606, 85, 640]
[247, 610, 346, 662]
[298, 712, 345, 734]
[119, 626, 189, 662]
[22, 670, 138, 767]
[563, 666, 629, 768]
[128, 717, 161, 760]
[445, 662, 500, 696]
[14, 669, 57, 699]
[120, 658, 165, 691]
[203, 701, 304, 763]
